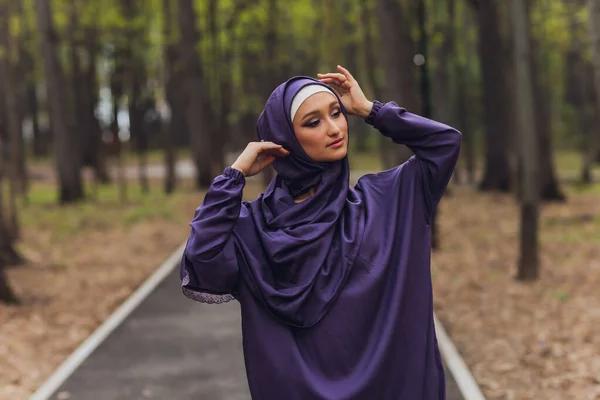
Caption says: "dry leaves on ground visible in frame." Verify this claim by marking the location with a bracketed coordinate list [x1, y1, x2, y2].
[432, 184, 600, 400]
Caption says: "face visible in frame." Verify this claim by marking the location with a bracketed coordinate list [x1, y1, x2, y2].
[292, 92, 348, 162]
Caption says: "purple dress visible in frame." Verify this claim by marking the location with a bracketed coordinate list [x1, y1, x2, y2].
[181, 78, 461, 399]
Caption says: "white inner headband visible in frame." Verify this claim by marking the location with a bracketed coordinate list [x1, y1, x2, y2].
[290, 85, 336, 123]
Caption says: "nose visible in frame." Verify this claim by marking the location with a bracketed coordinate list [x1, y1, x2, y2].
[326, 117, 341, 137]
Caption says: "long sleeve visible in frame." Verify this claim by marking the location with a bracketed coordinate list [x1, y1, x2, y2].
[365, 100, 462, 221]
[180, 167, 245, 303]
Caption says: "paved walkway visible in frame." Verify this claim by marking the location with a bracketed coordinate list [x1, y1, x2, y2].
[47, 268, 465, 400]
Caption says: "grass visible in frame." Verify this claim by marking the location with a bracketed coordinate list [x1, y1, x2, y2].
[28, 148, 192, 169]
[17, 179, 198, 239]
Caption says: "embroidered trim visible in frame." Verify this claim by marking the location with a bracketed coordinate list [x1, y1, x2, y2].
[182, 287, 236, 304]
[181, 273, 236, 304]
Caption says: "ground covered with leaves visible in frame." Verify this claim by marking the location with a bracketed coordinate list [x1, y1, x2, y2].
[432, 183, 600, 400]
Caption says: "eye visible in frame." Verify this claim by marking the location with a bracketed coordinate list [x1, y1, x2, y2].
[331, 110, 341, 118]
[305, 119, 320, 128]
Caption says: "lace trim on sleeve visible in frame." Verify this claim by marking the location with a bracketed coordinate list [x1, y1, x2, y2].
[181, 273, 237, 304]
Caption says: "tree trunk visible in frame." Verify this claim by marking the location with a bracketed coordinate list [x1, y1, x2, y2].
[162, 0, 177, 194]
[111, 99, 127, 203]
[361, 0, 383, 101]
[511, 0, 539, 281]
[207, 0, 227, 173]
[0, 150, 23, 304]
[3, 3, 28, 198]
[456, 65, 475, 184]
[36, 0, 84, 203]
[67, 0, 87, 185]
[432, 0, 455, 127]
[28, 84, 45, 158]
[130, 95, 150, 193]
[260, 0, 281, 188]
[374, 0, 418, 169]
[531, 65, 564, 201]
[178, 0, 213, 189]
[527, 1, 564, 201]
[0, 262, 18, 304]
[82, 27, 110, 184]
[585, 0, 600, 183]
[17, 0, 44, 159]
[0, 5, 22, 238]
[416, 0, 441, 250]
[471, 0, 512, 192]
[120, 0, 149, 194]
[341, 0, 369, 153]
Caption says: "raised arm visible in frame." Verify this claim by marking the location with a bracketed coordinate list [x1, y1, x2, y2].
[318, 65, 462, 221]
[181, 141, 289, 303]
[365, 100, 462, 216]
[181, 167, 245, 303]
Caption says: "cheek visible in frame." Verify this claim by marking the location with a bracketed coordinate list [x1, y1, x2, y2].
[295, 128, 322, 151]
[337, 118, 348, 134]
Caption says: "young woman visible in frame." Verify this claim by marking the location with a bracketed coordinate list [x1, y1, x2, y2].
[181, 65, 462, 399]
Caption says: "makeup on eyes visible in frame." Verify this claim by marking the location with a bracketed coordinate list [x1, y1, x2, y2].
[303, 108, 342, 128]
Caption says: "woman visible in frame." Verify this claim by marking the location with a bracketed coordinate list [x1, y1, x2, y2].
[181, 65, 461, 399]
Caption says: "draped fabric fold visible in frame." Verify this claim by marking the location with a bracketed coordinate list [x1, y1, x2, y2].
[232, 77, 365, 328]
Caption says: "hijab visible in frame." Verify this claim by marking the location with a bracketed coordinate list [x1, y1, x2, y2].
[233, 76, 365, 328]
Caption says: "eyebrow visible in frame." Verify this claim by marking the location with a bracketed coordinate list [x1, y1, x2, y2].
[300, 100, 340, 122]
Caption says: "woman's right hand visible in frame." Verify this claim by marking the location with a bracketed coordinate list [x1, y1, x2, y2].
[231, 141, 290, 177]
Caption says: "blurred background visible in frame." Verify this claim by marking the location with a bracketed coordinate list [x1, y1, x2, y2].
[0, 0, 599, 399]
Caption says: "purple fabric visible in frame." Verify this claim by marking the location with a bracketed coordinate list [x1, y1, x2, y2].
[181, 81, 462, 398]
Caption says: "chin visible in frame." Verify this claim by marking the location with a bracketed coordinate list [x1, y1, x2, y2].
[320, 147, 348, 162]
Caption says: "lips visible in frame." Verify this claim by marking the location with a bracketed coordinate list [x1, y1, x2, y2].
[327, 138, 344, 147]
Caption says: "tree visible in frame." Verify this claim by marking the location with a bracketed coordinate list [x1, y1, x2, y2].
[374, 0, 416, 169]
[529, 0, 565, 201]
[0, 146, 22, 304]
[586, 0, 600, 183]
[468, 0, 513, 192]
[0, 1, 23, 238]
[161, 0, 178, 194]
[178, 0, 214, 189]
[511, 0, 539, 281]
[121, 0, 150, 193]
[36, 0, 85, 203]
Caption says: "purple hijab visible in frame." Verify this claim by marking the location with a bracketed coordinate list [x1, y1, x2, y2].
[234, 76, 365, 328]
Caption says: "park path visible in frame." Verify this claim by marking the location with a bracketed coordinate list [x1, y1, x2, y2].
[45, 267, 465, 400]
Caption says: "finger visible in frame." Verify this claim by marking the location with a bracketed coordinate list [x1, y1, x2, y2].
[337, 65, 354, 81]
[255, 141, 283, 152]
[260, 155, 276, 168]
[318, 80, 344, 97]
[319, 78, 344, 91]
[256, 140, 280, 147]
[317, 72, 347, 82]
[319, 77, 351, 91]
[276, 147, 290, 156]
[261, 147, 289, 157]
[318, 77, 341, 85]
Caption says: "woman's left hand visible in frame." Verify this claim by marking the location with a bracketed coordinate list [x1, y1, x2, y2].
[317, 65, 373, 118]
